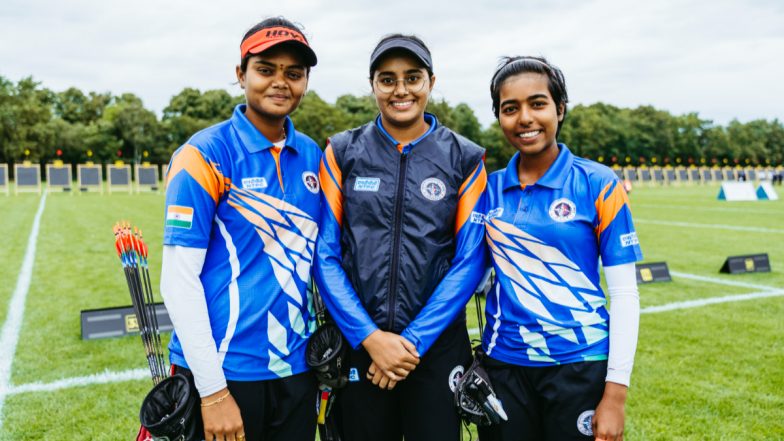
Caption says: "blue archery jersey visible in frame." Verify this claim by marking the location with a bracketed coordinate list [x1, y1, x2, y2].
[482, 145, 642, 366]
[163, 104, 322, 381]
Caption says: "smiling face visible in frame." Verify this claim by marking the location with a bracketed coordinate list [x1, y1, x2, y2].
[498, 72, 564, 158]
[236, 45, 308, 126]
[371, 52, 435, 130]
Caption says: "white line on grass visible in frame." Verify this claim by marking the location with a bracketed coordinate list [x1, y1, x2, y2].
[6, 369, 149, 396]
[7, 277, 784, 397]
[0, 193, 47, 430]
[635, 219, 784, 234]
[468, 288, 784, 336]
[640, 290, 784, 314]
[671, 271, 780, 291]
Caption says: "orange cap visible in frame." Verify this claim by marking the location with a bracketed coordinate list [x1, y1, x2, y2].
[240, 26, 317, 66]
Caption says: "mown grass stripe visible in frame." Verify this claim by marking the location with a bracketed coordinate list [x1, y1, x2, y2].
[0, 193, 47, 430]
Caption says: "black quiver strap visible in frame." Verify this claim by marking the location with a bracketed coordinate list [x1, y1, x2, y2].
[307, 280, 346, 441]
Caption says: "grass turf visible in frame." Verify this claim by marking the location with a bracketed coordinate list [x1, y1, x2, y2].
[0, 183, 782, 440]
[0, 195, 40, 327]
[11, 193, 166, 386]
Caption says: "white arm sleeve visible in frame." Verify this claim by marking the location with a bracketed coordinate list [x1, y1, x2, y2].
[161, 245, 226, 397]
[603, 262, 640, 387]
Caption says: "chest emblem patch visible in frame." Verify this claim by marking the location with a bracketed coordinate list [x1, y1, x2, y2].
[548, 198, 576, 222]
[486, 207, 504, 220]
[421, 177, 447, 201]
[302, 171, 319, 194]
[242, 177, 268, 190]
[354, 177, 380, 192]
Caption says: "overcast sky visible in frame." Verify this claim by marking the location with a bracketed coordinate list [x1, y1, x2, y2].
[1, 0, 782, 128]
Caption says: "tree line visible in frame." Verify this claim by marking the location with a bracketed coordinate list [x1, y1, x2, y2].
[1, 75, 782, 174]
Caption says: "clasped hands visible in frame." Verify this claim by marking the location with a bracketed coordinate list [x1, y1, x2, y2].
[361, 330, 419, 390]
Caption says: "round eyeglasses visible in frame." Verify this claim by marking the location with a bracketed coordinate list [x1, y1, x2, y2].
[374, 75, 427, 94]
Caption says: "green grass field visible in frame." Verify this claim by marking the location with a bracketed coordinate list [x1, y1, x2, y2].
[1, 184, 783, 440]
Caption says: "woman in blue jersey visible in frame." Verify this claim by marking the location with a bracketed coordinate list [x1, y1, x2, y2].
[314, 34, 488, 441]
[479, 56, 643, 441]
[160, 17, 322, 441]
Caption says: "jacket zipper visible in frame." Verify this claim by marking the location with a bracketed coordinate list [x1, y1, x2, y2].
[387, 150, 408, 331]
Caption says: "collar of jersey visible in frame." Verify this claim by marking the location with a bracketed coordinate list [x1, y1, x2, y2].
[231, 104, 298, 154]
[374, 113, 438, 154]
[502, 143, 574, 191]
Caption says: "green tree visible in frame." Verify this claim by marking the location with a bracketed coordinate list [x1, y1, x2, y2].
[162, 88, 244, 156]
[0, 76, 15, 163]
[164, 88, 241, 121]
[426, 98, 455, 128]
[291, 92, 351, 147]
[53, 88, 111, 125]
[451, 103, 482, 144]
[621, 106, 675, 165]
[335, 94, 377, 127]
[559, 103, 629, 162]
[103, 93, 162, 164]
[481, 122, 514, 172]
[4, 77, 56, 162]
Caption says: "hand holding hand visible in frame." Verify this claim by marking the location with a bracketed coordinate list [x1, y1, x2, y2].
[366, 361, 399, 389]
[361, 330, 420, 380]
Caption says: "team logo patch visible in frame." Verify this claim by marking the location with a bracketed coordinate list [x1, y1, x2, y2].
[354, 177, 380, 192]
[421, 177, 446, 201]
[302, 171, 319, 194]
[165, 205, 193, 229]
[486, 207, 504, 220]
[470, 212, 484, 224]
[242, 177, 268, 190]
[448, 365, 465, 392]
[549, 198, 576, 222]
[348, 368, 360, 382]
[620, 232, 639, 247]
[576, 410, 594, 436]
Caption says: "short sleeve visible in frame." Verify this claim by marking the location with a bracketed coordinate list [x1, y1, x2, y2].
[594, 178, 643, 266]
[163, 145, 225, 248]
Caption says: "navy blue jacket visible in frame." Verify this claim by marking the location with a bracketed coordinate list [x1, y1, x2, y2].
[314, 114, 488, 355]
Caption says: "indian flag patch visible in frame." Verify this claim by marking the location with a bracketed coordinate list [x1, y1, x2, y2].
[166, 205, 194, 229]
